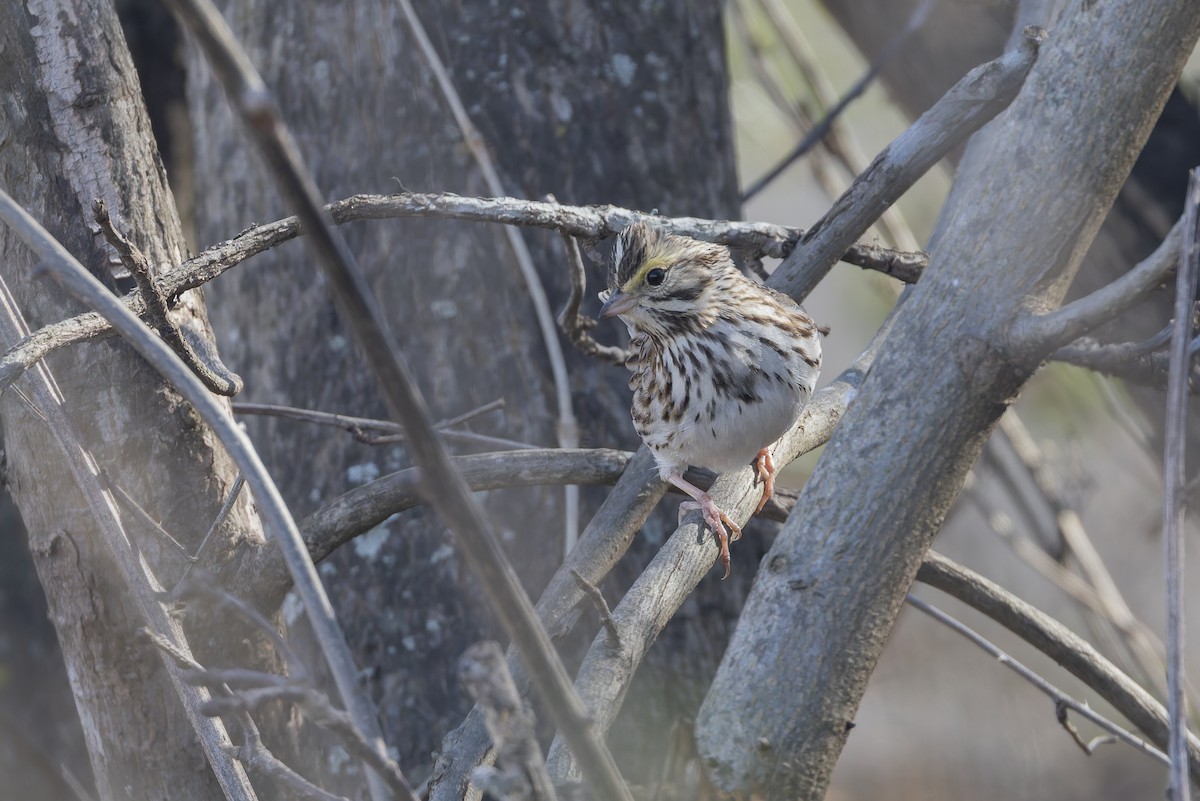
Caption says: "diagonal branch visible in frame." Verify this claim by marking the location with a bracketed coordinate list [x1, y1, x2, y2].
[545, 347, 872, 780]
[917, 550, 1200, 782]
[0, 268, 257, 800]
[905, 594, 1169, 768]
[166, 1, 632, 797]
[1162, 168, 1199, 800]
[768, 26, 1045, 302]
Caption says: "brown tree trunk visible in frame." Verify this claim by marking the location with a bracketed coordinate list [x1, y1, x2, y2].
[0, 1, 266, 800]
[185, 0, 742, 790]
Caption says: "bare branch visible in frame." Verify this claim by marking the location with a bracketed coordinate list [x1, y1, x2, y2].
[91, 199, 243, 396]
[232, 399, 535, 450]
[428, 443, 670, 801]
[1008, 415, 1175, 696]
[1050, 336, 1179, 388]
[0, 192, 926, 399]
[245, 448, 632, 609]
[905, 594, 1170, 768]
[459, 641, 557, 801]
[0, 269, 258, 801]
[768, 26, 1046, 302]
[557, 233, 628, 366]
[747, 0, 921, 253]
[916, 550, 1200, 782]
[570, 570, 621, 651]
[166, 0, 624, 794]
[1162, 169, 1199, 800]
[545, 351, 869, 780]
[0, 187, 394, 798]
[1010, 218, 1181, 354]
[175, 474, 247, 589]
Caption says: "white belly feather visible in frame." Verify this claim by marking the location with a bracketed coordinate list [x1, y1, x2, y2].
[630, 317, 819, 479]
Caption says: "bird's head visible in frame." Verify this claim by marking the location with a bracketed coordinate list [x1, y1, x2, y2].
[598, 222, 735, 335]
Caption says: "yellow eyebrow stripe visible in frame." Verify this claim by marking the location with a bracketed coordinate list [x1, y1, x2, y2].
[621, 256, 670, 292]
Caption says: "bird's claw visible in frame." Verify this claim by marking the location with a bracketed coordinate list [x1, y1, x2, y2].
[754, 448, 776, 515]
[680, 497, 742, 580]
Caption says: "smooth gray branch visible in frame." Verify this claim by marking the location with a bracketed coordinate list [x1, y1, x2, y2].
[1010, 218, 1181, 354]
[545, 357, 867, 780]
[1162, 169, 1199, 800]
[905, 594, 1169, 768]
[768, 26, 1045, 302]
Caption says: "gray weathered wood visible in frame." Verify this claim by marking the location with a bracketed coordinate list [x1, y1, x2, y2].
[185, 0, 741, 791]
[694, 3, 1200, 796]
[0, 1, 265, 798]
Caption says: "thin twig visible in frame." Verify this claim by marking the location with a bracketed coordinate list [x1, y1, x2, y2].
[570, 569, 621, 651]
[905, 594, 1170, 768]
[1163, 168, 1199, 800]
[233, 399, 535, 450]
[768, 26, 1045, 302]
[142, 630, 354, 801]
[989, 415, 1174, 700]
[175, 474, 246, 589]
[172, 572, 308, 679]
[92, 199, 243, 396]
[748, 0, 921, 252]
[0, 193, 927, 401]
[165, 6, 634, 793]
[393, 0, 581, 553]
[917, 550, 1200, 782]
[106, 477, 196, 559]
[557, 233, 628, 367]
[741, 0, 935, 202]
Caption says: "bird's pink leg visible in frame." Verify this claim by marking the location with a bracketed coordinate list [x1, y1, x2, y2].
[754, 447, 776, 515]
[668, 472, 741, 580]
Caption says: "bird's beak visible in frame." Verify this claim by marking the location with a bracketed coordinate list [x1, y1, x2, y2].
[599, 289, 637, 318]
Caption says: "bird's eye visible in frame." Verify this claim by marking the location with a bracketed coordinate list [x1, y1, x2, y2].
[646, 268, 666, 286]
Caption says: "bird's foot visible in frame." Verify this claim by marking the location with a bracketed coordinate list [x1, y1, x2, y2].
[679, 495, 742, 580]
[754, 447, 776, 515]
